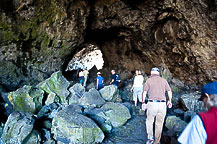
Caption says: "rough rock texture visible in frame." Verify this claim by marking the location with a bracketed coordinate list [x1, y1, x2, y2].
[37, 71, 70, 105]
[0, 0, 216, 90]
[102, 116, 146, 144]
[0, 0, 90, 90]
[68, 83, 85, 105]
[179, 92, 207, 112]
[99, 85, 119, 101]
[165, 116, 187, 136]
[1, 112, 36, 144]
[8, 85, 44, 113]
[79, 88, 106, 108]
[51, 105, 105, 144]
[84, 102, 131, 133]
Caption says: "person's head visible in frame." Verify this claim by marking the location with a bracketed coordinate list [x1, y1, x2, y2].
[97, 72, 101, 76]
[111, 70, 115, 75]
[198, 82, 217, 109]
[151, 67, 160, 75]
[136, 69, 141, 75]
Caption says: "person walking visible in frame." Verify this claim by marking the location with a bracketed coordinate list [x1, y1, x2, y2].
[83, 69, 89, 87]
[78, 69, 84, 85]
[130, 69, 144, 106]
[142, 67, 172, 144]
[178, 81, 217, 144]
[96, 72, 104, 90]
[110, 70, 120, 87]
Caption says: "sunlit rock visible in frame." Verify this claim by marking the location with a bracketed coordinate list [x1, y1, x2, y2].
[66, 44, 104, 71]
[37, 71, 70, 105]
[8, 85, 44, 114]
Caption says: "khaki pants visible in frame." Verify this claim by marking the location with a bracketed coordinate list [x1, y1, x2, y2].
[146, 102, 166, 143]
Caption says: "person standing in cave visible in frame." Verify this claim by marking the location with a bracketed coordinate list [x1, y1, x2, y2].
[142, 67, 172, 144]
[96, 72, 104, 90]
[78, 69, 84, 85]
[178, 81, 217, 144]
[130, 69, 144, 106]
[83, 68, 89, 87]
[110, 70, 121, 87]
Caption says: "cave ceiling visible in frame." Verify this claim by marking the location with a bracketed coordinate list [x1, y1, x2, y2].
[0, 0, 216, 90]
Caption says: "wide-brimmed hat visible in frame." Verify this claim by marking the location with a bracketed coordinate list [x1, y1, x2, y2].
[198, 81, 217, 101]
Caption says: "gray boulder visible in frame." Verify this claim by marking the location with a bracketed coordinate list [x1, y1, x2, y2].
[23, 130, 41, 144]
[37, 103, 61, 119]
[51, 105, 105, 144]
[68, 83, 85, 105]
[37, 71, 70, 105]
[102, 116, 146, 144]
[165, 116, 187, 136]
[1, 112, 36, 144]
[79, 88, 105, 108]
[99, 85, 119, 101]
[179, 92, 207, 112]
[85, 102, 131, 133]
[8, 85, 44, 113]
[101, 102, 131, 127]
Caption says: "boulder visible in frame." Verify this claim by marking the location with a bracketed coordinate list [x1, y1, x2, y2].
[119, 85, 133, 102]
[85, 102, 131, 132]
[102, 116, 146, 144]
[45, 92, 57, 106]
[1, 112, 36, 144]
[79, 88, 105, 108]
[37, 71, 70, 105]
[37, 103, 61, 119]
[165, 116, 187, 136]
[51, 105, 105, 144]
[8, 85, 44, 113]
[99, 85, 119, 101]
[101, 102, 131, 127]
[68, 83, 85, 105]
[179, 92, 207, 112]
[24, 130, 41, 144]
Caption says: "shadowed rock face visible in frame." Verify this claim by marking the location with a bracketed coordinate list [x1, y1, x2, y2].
[0, 0, 216, 90]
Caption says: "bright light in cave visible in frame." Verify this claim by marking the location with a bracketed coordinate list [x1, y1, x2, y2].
[66, 44, 104, 71]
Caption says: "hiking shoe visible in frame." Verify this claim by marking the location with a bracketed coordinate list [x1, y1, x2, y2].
[146, 139, 154, 144]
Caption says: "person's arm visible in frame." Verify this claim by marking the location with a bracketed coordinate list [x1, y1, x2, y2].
[96, 79, 99, 89]
[110, 79, 114, 84]
[178, 115, 207, 144]
[167, 90, 172, 108]
[141, 90, 147, 110]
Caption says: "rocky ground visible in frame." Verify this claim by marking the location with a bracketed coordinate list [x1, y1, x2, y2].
[0, 70, 207, 144]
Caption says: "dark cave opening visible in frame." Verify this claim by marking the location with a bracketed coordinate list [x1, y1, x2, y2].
[0, 0, 14, 13]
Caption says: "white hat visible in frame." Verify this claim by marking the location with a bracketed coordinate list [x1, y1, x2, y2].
[97, 72, 101, 75]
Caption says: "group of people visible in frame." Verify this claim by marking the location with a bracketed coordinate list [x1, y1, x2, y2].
[131, 68, 217, 144]
[78, 69, 120, 90]
[131, 67, 172, 144]
[96, 69, 121, 90]
[78, 67, 217, 144]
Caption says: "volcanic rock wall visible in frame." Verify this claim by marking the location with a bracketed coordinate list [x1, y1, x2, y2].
[0, 0, 216, 90]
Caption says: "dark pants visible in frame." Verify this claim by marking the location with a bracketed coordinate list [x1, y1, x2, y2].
[97, 84, 103, 90]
